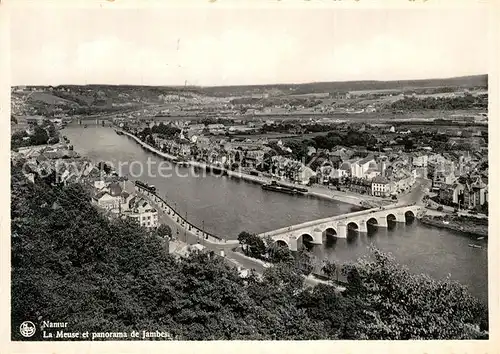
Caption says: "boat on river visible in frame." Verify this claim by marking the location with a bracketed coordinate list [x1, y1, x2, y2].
[468, 244, 482, 249]
[261, 180, 308, 196]
[135, 180, 156, 193]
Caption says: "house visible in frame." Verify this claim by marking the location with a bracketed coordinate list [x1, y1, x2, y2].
[339, 162, 351, 178]
[431, 161, 457, 191]
[462, 176, 487, 209]
[350, 156, 376, 178]
[439, 183, 465, 205]
[412, 154, 428, 167]
[372, 175, 391, 197]
[297, 166, 316, 185]
[92, 191, 121, 211]
[25, 116, 46, 125]
[174, 243, 207, 258]
[124, 197, 159, 229]
[119, 191, 135, 211]
[349, 178, 372, 195]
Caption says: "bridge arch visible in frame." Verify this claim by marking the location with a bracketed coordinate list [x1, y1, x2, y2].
[405, 210, 415, 219]
[299, 233, 314, 244]
[274, 239, 290, 249]
[405, 210, 416, 223]
[297, 232, 314, 249]
[323, 227, 337, 238]
[323, 227, 338, 246]
[386, 213, 397, 223]
[367, 217, 378, 226]
[347, 222, 359, 231]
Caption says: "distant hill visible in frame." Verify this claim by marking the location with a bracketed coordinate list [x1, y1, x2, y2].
[198, 74, 488, 97]
[12, 74, 487, 100]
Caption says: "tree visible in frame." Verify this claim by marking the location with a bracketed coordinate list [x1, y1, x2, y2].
[46, 123, 57, 138]
[191, 145, 199, 159]
[30, 126, 49, 146]
[10, 161, 488, 341]
[238, 231, 266, 258]
[340, 248, 488, 339]
[245, 234, 267, 259]
[237, 231, 252, 246]
[267, 242, 294, 264]
[295, 249, 314, 275]
[156, 224, 172, 239]
[322, 260, 337, 280]
[234, 151, 241, 164]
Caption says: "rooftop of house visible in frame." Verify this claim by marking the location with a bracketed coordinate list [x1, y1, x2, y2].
[93, 190, 111, 201]
[339, 162, 351, 170]
[372, 175, 389, 184]
[108, 182, 123, 197]
[358, 155, 375, 165]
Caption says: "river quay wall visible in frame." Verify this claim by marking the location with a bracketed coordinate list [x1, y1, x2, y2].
[120, 130, 375, 207]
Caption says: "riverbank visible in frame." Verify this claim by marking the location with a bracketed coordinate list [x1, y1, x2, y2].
[60, 125, 489, 303]
[420, 215, 488, 237]
[135, 185, 239, 245]
[119, 129, 390, 207]
[136, 187, 342, 288]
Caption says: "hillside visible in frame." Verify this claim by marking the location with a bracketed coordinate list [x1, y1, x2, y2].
[10, 162, 488, 340]
[12, 74, 487, 100]
[199, 74, 488, 97]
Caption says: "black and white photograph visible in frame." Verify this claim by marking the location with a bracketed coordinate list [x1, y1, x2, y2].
[2, 0, 497, 348]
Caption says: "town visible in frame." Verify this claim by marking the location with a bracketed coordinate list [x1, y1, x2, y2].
[10, 77, 490, 341]
[11, 80, 488, 218]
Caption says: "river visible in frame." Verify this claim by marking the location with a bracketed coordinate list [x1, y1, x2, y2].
[63, 125, 488, 303]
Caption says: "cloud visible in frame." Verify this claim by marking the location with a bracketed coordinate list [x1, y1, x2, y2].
[10, 8, 489, 86]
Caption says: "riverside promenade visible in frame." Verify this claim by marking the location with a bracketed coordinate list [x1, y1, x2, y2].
[120, 129, 390, 207]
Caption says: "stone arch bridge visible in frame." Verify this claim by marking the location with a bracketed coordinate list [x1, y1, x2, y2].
[258, 204, 422, 251]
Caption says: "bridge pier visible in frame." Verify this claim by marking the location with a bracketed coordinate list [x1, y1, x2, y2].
[395, 212, 406, 223]
[289, 236, 298, 252]
[377, 217, 388, 227]
[358, 220, 368, 233]
[311, 228, 324, 244]
[336, 223, 347, 238]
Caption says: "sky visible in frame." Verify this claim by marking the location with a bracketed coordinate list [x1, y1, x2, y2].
[9, 5, 490, 87]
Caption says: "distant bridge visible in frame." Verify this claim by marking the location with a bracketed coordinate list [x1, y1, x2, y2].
[75, 118, 113, 126]
[258, 204, 422, 251]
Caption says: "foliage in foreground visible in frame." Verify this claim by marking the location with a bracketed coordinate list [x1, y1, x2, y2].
[11, 163, 488, 340]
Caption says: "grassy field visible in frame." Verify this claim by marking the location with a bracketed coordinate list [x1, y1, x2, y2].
[27, 92, 79, 106]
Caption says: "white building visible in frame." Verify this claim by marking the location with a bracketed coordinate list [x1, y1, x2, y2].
[298, 166, 316, 185]
[371, 175, 391, 197]
[92, 180, 133, 213]
[412, 154, 429, 167]
[350, 156, 377, 178]
[92, 191, 121, 211]
[124, 197, 159, 229]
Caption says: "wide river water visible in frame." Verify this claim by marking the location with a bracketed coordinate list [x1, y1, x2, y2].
[63, 125, 489, 303]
